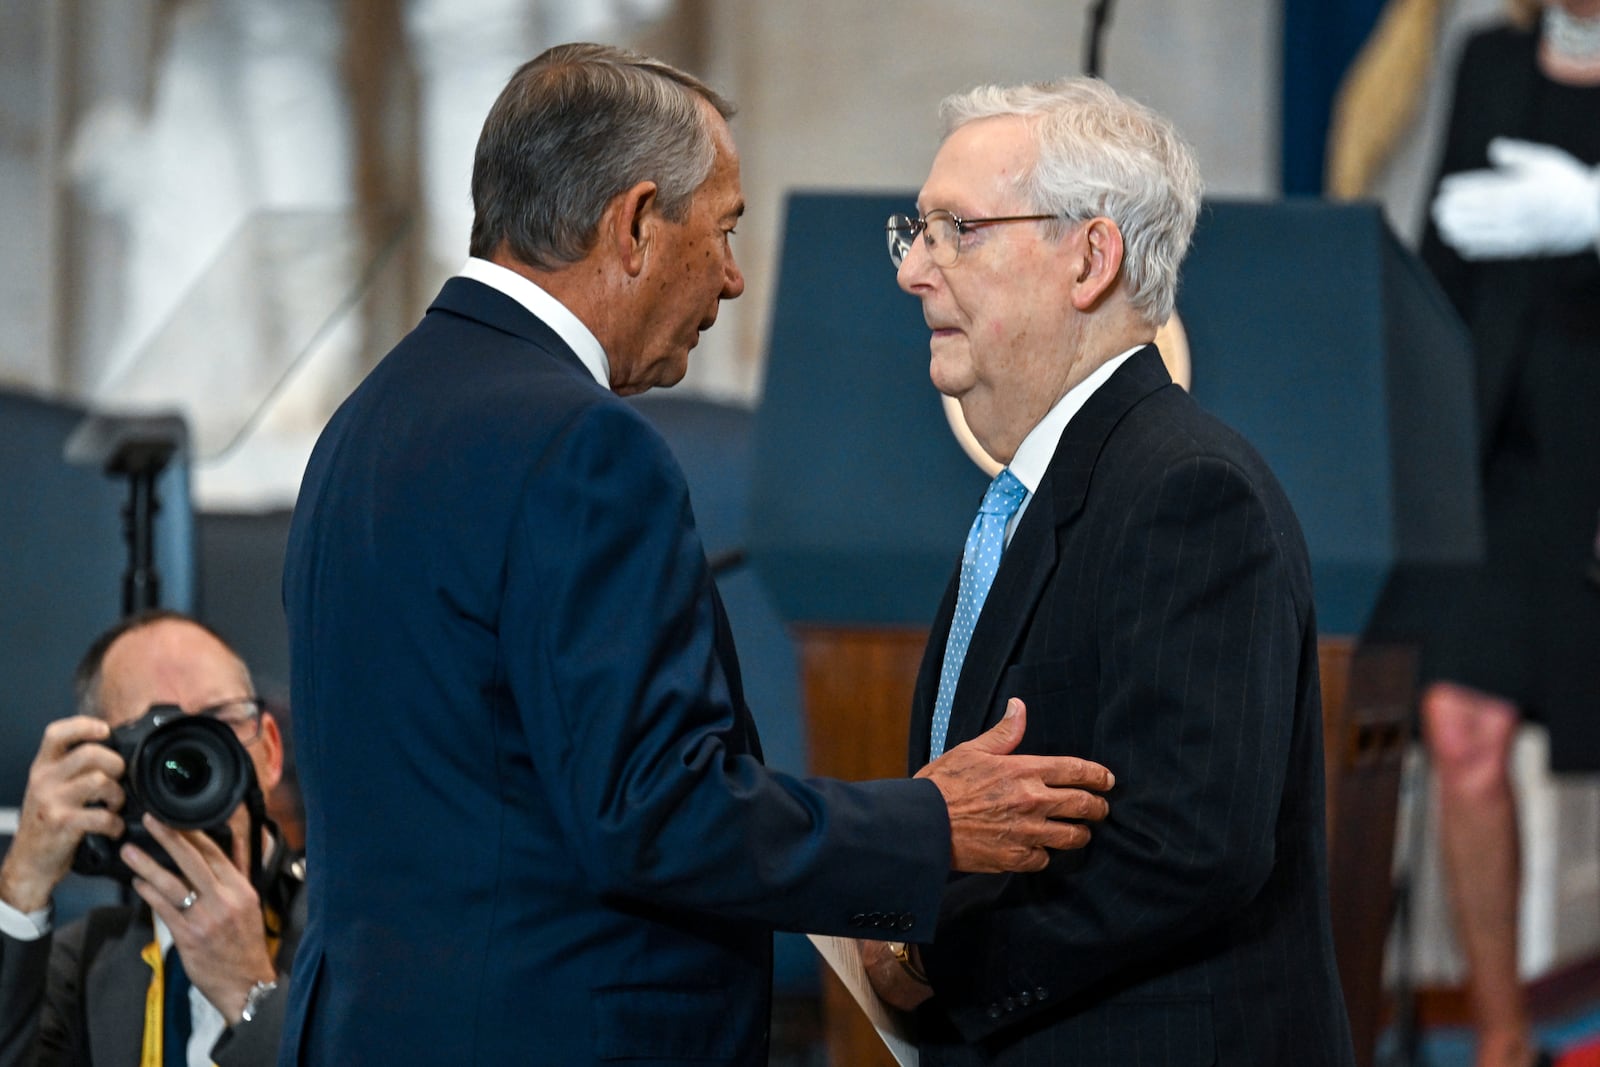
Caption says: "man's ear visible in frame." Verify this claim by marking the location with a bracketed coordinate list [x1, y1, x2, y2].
[606, 180, 660, 278]
[1069, 217, 1125, 311]
[256, 711, 285, 793]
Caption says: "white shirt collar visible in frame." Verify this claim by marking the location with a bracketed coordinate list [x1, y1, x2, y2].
[457, 257, 611, 390]
[999, 344, 1146, 544]
[1007, 344, 1146, 495]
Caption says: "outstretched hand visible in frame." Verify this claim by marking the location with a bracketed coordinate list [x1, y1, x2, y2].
[917, 698, 1113, 873]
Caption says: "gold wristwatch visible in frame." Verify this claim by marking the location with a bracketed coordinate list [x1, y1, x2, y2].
[885, 941, 929, 985]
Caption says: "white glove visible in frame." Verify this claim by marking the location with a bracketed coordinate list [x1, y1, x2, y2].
[1430, 137, 1600, 259]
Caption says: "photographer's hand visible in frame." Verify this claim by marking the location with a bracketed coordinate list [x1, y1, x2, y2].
[0, 716, 126, 913]
[125, 815, 277, 1025]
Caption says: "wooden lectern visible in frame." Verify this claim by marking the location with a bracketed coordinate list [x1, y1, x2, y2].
[751, 195, 1480, 1067]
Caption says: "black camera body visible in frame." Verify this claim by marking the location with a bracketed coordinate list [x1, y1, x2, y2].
[72, 704, 256, 882]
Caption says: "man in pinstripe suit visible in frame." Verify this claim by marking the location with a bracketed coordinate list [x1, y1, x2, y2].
[865, 77, 1356, 1064]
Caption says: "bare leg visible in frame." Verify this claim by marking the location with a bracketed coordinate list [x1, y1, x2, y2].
[1421, 681, 1535, 1067]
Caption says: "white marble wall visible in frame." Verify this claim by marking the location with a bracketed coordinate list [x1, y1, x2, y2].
[0, 0, 1279, 408]
[0, 1, 62, 391]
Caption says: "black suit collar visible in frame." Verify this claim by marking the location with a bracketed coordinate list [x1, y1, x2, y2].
[1036, 344, 1173, 524]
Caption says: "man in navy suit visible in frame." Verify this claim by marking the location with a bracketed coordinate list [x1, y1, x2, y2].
[280, 43, 1116, 1066]
[864, 78, 1355, 1064]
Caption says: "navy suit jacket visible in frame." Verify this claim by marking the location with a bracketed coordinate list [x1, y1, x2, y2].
[279, 278, 951, 1065]
[909, 348, 1355, 1065]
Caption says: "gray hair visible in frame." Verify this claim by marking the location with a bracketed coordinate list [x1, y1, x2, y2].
[469, 42, 735, 269]
[939, 77, 1202, 325]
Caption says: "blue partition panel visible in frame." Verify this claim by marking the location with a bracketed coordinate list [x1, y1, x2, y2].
[752, 193, 1482, 639]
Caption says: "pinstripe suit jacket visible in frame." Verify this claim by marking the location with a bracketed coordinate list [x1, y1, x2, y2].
[909, 346, 1355, 1065]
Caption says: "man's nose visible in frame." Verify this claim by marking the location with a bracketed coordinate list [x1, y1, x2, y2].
[897, 233, 932, 292]
[723, 250, 746, 300]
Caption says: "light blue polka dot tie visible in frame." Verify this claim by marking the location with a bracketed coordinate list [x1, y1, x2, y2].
[930, 468, 1027, 758]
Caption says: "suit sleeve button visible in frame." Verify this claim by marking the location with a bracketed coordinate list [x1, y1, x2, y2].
[1018, 991, 1032, 1007]
[850, 913, 865, 927]
[1002, 997, 1016, 1012]
[1035, 987, 1049, 1001]
[898, 914, 914, 931]
[986, 1004, 1002, 1020]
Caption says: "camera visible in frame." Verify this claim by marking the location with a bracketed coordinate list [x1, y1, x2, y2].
[72, 703, 255, 882]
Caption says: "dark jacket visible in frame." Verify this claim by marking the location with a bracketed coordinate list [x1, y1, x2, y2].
[911, 347, 1355, 1065]
[279, 277, 953, 1065]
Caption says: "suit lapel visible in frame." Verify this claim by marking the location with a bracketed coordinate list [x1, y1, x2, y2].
[939, 346, 1174, 746]
[79, 907, 158, 1059]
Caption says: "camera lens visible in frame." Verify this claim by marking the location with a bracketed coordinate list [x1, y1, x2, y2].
[159, 746, 213, 798]
[130, 716, 250, 829]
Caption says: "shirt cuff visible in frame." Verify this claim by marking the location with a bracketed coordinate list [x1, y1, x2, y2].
[0, 895, 52, 941]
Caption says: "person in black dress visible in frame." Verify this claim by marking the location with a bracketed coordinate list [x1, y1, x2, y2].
[1420, 3, 1600, 1065]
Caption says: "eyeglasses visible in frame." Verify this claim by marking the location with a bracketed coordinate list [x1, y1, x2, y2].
[886, 209, 1061, 268]
[199, 697, 266, 744]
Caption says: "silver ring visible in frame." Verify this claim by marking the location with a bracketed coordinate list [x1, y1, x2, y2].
[177, 890, 199, 912]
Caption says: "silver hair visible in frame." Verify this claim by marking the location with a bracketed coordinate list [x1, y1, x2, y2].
[939, 77, 1202, 325]
[470, 42, 735, 269]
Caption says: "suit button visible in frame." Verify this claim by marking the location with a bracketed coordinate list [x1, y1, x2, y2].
[1002, 997, 1016, 1013]
[1035, 987, 1049, 1001]
[986, 1004, 1002, 1020]
[850, 913, 866, 927]
[898, 914, 914, 931]
[871, 912, 887, 927]
[1018, 991, 1032, 1007]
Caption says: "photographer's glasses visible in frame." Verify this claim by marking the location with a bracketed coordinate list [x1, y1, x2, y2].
[886, 209, 1062, 268]
[199, 697, 265, 744]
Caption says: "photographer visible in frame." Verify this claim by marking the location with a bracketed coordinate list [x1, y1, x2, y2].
[0, 611, 304, 1066]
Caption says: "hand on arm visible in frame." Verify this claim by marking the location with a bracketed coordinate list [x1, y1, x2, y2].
[0, 717, 124, 914]
[123, 816, 277, 1026]
[918, 698, 1112, 874]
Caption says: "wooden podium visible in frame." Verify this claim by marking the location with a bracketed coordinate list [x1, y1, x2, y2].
[751, 196, 1480, 1066]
